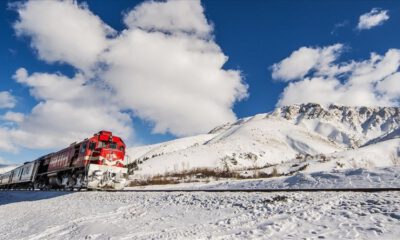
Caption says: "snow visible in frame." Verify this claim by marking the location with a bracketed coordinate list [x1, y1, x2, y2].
[199, 167, 400, 190]
[126, 167, 400, 190]
[331, 138, 400, 168]
[127, 104, 400, 178]
[1, 103, 399, 239]
[128, 115, 346, 177]
[1, 190, 399, 239]
[127, 133, 216, 161]
[124, 102, 400, 231]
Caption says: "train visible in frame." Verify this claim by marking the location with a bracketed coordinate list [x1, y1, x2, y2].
[0, 131, 128, 190]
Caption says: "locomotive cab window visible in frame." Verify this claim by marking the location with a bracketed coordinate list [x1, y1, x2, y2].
[98, 141, 107, 148]
[109, 142, 117, 149]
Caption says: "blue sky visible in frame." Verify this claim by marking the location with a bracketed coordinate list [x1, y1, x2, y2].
[1, 0, 400, 164]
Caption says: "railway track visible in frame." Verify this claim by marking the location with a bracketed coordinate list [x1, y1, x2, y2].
[114, 188, 400, 192]
[1, 187, 400, 193]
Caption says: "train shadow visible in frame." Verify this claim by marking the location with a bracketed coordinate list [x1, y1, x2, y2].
[0, 191, 74, 206]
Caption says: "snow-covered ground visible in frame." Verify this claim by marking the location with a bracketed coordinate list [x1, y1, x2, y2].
[1, 191, 399, 239]
[126, 167, 400, 190]
[1, 167, 398, 239]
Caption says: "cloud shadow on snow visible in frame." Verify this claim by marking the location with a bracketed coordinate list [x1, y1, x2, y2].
[0, 191, 73, 206]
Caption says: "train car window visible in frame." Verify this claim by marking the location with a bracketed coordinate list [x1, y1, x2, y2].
[119, 146, 125, 151]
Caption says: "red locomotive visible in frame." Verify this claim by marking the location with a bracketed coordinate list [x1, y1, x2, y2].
[0, 131, 128, 190]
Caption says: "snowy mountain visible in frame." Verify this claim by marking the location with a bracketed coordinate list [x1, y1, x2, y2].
[127, 103, 400, 177]
[274, 103, 400, 148]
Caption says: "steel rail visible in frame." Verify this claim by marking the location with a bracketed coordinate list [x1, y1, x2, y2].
[111, 188, 400, 192]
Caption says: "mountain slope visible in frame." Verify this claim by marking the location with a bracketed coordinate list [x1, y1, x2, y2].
[273, 103, 400, 147]
[127, 103, 400, 177]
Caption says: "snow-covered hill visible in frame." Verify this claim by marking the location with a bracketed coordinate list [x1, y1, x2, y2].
[127, 103, 400, 177]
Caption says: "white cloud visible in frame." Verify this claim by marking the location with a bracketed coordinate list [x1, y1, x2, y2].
[271, 44, 344, 81]
[9, 101, 132, 149]
[0, 157, 13, 165]
[5, 0, 246, 152]
[377, 72, 400, 97]
[331, 21, 348, 35]
[0, 91, 16, 109]
[0, 127, 17, 152]
[14, 68, 97, 105]
[2, 111, 25, 123]
[357, 8, 389, 30]
[273, 45, 400, 107]
[277, 77, 342, 107]
[124, 0, 211, 38]
[102, 26, 247, 136]
[13, 0, 114, 73]
[3, 68, 134, 150]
